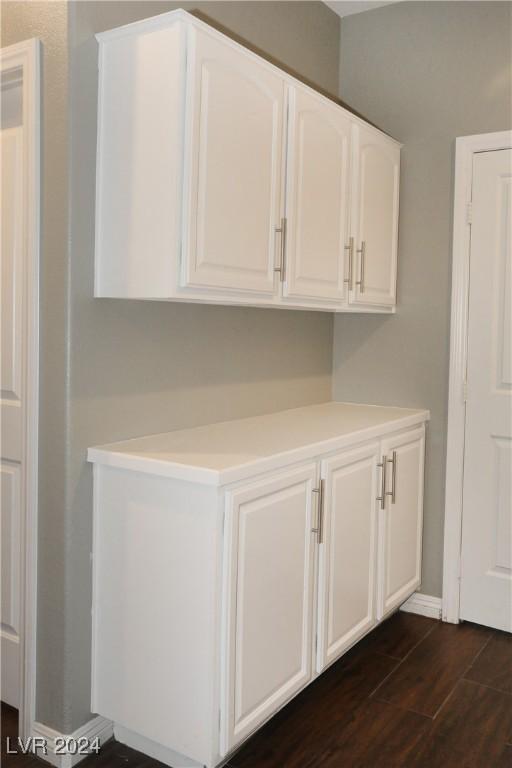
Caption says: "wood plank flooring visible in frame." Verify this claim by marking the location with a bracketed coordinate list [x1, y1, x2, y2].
[3, 612, 511, 768]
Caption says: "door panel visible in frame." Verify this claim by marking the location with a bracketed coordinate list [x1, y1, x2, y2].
[317, 443, 379, 672]
[1, 127, 23, 462]
[182, 28, 284, 295]
[351, 124, 399, 307]
[284, 87, 350, 302]
[377, 428, 425, 619]
[460, 148, 512, 632]
[222, 463, 316, 752]
[1, 125, 23, 707]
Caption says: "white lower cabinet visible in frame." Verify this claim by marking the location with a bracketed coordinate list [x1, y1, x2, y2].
[222, 464, 317, 752]
[88, 405, 427, 768]
[316, 443, 379, 672]
[377, 427, 425, 619]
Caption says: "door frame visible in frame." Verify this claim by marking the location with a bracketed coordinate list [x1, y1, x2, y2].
[0, 38, 41, 740]
[442, 130, 512, 624]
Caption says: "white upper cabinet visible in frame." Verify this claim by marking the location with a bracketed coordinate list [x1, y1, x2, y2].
[95, 10, 401, 312]
[181, 27, 285, 295]
[350, 124, 400, 306]
[283, 86, 351, 303]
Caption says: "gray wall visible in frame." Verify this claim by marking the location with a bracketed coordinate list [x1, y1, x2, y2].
[4, 1, 339, 732]
[333, 1, 512, 597]
[2, 1, 71, 729]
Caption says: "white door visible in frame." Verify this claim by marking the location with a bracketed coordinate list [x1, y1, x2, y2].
[460, 148, 512, 632]
[377, 427, 425, 620]
[1, 124, 23, 707]
[350, 124, 399, 307]
[283, 86, 350, 303]
[181, 27, 284, 295]
[222, 463, 317, 752]
[317, 443, 379, 672]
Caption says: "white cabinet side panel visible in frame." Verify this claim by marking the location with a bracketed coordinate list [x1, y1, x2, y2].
[92, 465, 221, 766]
[95, 23, 185, 297]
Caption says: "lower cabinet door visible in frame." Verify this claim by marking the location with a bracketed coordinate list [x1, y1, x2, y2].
[317, 443, 379, 672]
[221, 463, 317, 753]
[377, 427, 425, 619]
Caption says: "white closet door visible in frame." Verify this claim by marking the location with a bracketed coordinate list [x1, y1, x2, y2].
[317, 443, 379, 672]
[377, 427, 425, 619]
[460, 148, 512, 632]
[284, 86, 350, 303]
[181, 27, 285, 295]
[350, 124, 399, 307]
[222, 463, 316, 753]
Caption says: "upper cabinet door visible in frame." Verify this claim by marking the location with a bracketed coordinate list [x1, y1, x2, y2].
[284, 87, 351, 303]
[350, 125, 400, 307]
[377, 427, 425, 620]
[181, 28, 285, 295]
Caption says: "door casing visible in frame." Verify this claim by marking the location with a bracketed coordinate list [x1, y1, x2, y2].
[0, 38, 40, 740]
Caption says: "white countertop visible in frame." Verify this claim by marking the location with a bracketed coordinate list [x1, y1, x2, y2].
[88, 402, 429, 486]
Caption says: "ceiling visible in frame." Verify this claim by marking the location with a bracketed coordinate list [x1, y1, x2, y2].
[324, 1, 400, 18]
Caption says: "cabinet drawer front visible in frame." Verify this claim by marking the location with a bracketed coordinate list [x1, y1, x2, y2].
[350, 124, 399, 307]
[317, 443, 379, 671]
[182, 27, 285, 295]
[377, 427, 425, 618]
[284, 86, 351, 303]
[221, 463, 317, 753]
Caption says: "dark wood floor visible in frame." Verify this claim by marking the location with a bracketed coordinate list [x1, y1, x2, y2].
[3, 613, 511, 768]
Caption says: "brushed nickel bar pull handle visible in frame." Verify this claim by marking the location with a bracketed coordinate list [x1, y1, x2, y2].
[274, 218, 287, 281]
[356, 240, 366, 293]
[386, 451, 397, 504]
[312, 479, 324, 542]
[344, 237, 354, 288]
[377, 456, 387, 510]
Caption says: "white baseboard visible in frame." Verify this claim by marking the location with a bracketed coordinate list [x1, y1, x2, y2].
[31, 715, 113, 768]
[114, 724, 203, 768]
[400, 592, 442, 619]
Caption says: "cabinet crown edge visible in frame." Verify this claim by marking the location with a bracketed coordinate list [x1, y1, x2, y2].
[95, 7, 401, 148]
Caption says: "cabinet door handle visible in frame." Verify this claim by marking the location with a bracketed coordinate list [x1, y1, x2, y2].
[344, 237, 354, 289]
[356, 241, 366, 293]
[386, 451, 397, 504]
[376, 455, 387, 510]
[312, 479, 324, 543]
[274, 218, 287, 282]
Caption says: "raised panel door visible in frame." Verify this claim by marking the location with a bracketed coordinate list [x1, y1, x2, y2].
[222, 463, 317, 753]
[460, 148, 512, 631]
[350, 124, 399, 307]
[284, 86, 350, 303]
[1, 126, 23, 707]
[317, 443, 379, 672]
[377, 427, 425, 619]
[182, 28, 285, 295]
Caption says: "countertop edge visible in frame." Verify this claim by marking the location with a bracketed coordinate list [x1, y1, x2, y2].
[87, 407, 430, 487]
